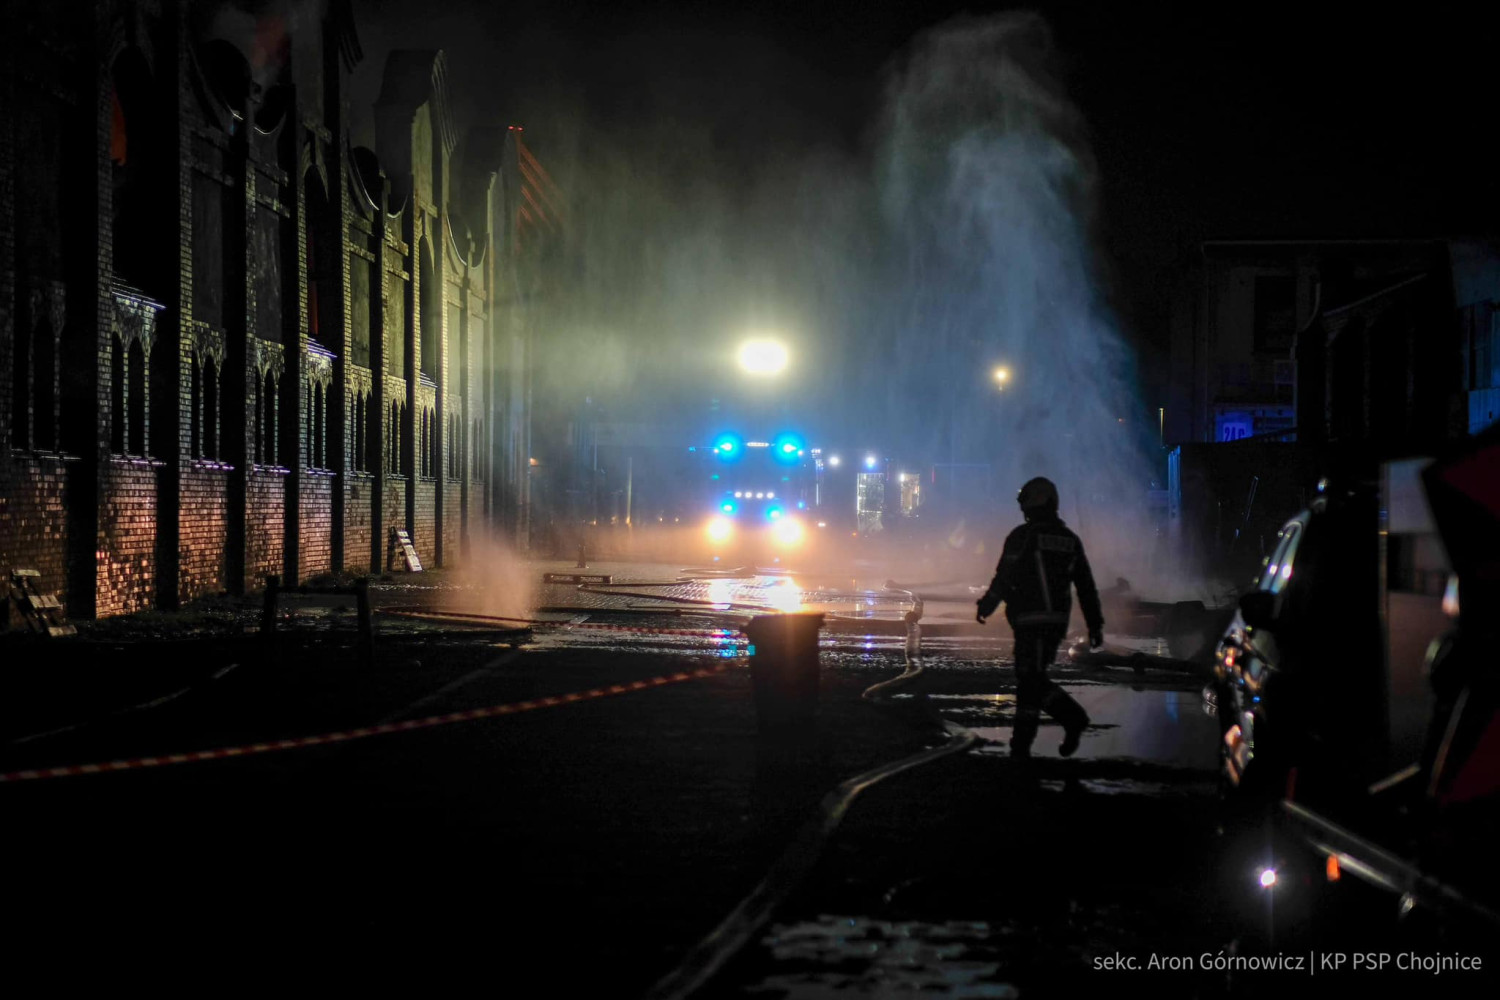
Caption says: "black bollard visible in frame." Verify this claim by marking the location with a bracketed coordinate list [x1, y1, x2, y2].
[742, 612, 825, 732]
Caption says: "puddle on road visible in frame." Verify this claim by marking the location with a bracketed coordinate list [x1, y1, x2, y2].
[960, 686, 1218, 771]
[744, 915, 1019, 999]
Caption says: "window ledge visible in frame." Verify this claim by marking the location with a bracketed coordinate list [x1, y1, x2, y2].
[109, 454, 166, 468]
[251, 464, 292, 476]
[9, 448, 81, 462]
[189, 459, 236, 472]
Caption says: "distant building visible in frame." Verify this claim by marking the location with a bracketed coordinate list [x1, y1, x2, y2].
[1, 1, 552, 617]
[1164, 238, 1499, 580]
[1168, 238, 1499, 451]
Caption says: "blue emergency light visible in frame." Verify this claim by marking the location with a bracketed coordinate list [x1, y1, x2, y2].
[713, 433, 743, 459]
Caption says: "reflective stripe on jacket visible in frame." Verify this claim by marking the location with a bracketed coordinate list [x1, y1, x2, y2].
[976, 516, 1104, 631]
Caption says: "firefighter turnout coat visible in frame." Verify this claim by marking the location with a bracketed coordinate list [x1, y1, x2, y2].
[977, 515, 1105, 632]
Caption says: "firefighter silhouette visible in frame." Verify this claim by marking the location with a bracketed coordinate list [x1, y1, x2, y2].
[976, 477, 1104, 758]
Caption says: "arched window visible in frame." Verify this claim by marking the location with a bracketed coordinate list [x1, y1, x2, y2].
[203, 361, 220, 460]
[110, 337, 126, 454]
[307, 379, 330, 470]
[127, 338, 147, 455]
[448, 412, 460, 479]
[255, 371, 279, 465]
[418, 406, 436, 479]
[190, 358, 202, 458]
[349, 389, 370, 473]
[386, 400, 405, 475]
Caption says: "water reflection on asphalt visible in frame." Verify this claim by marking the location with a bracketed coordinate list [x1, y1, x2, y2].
[457, 571, 1222, 997]
[957, 686, 1218, 770]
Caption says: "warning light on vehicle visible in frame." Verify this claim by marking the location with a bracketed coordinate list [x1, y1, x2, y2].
[707, 518, 733, 544]
[713, 434, 743, 459]
[721, 500, 737, 515]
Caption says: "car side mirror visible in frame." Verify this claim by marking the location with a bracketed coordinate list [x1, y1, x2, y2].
[1239, 590, 1277, 631]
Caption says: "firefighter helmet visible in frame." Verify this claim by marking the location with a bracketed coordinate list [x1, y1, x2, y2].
[1017, 476, 1059, 515]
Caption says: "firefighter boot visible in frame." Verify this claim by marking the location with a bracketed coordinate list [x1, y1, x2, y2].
[1011, 708, 1040, 760]
[1046, 690, 1090, 758]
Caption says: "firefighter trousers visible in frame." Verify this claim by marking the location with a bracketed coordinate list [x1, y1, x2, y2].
[1011, 626, 1088, 754]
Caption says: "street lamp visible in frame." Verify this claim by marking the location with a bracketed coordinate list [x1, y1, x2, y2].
[993, 365, 1011, 389]
[737, 339, 789, 376]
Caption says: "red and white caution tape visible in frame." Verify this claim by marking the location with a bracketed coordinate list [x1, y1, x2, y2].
[0, 663, 731, 785]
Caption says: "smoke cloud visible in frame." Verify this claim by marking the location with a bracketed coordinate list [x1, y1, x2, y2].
[872, 12, 1158, 582]
[352, 4, 1179, 591]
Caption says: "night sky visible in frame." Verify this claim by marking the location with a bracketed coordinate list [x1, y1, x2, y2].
[353, 0, 1498, 409]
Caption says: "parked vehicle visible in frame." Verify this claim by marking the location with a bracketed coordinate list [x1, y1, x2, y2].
[1216, 431, 1500, 946]
[1209, 479, 1385, 811]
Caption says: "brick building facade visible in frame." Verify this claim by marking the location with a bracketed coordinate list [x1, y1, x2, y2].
[1, 1, 538, 617]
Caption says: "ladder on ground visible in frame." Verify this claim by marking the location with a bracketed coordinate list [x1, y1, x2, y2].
[387, 529, 423, 573]
[8, 569, 76, 637]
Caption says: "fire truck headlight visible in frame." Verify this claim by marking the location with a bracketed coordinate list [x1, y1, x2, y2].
[707, 517, 734, 544]
[773, 518, 804, 547]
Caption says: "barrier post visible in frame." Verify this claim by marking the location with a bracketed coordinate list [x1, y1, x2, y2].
[742, 612, 825, 732]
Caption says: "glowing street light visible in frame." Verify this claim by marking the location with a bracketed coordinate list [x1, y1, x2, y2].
[737, 339, 789, 376]
[828, 455, 841, 468]
[993, 365, 1011, 389]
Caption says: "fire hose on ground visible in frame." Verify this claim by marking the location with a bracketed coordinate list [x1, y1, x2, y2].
[645, 591, 983, 1000]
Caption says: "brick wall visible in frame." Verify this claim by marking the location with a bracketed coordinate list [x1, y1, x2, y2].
[96, 460, 157, 617]
[2, 8, 521, 618]
[245, 468, 286, 590]
[344, 473, 373, 573]
[300, 470, 333, 579]
[0, 459, 70, 608]
[443, 484, 460, 567]
[413, 477, 437, 565]
[179, 464, 228, 602]
[383, 476, 406, 570]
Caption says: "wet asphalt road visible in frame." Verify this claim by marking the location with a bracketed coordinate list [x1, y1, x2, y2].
[3, 566, 1490, 996]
